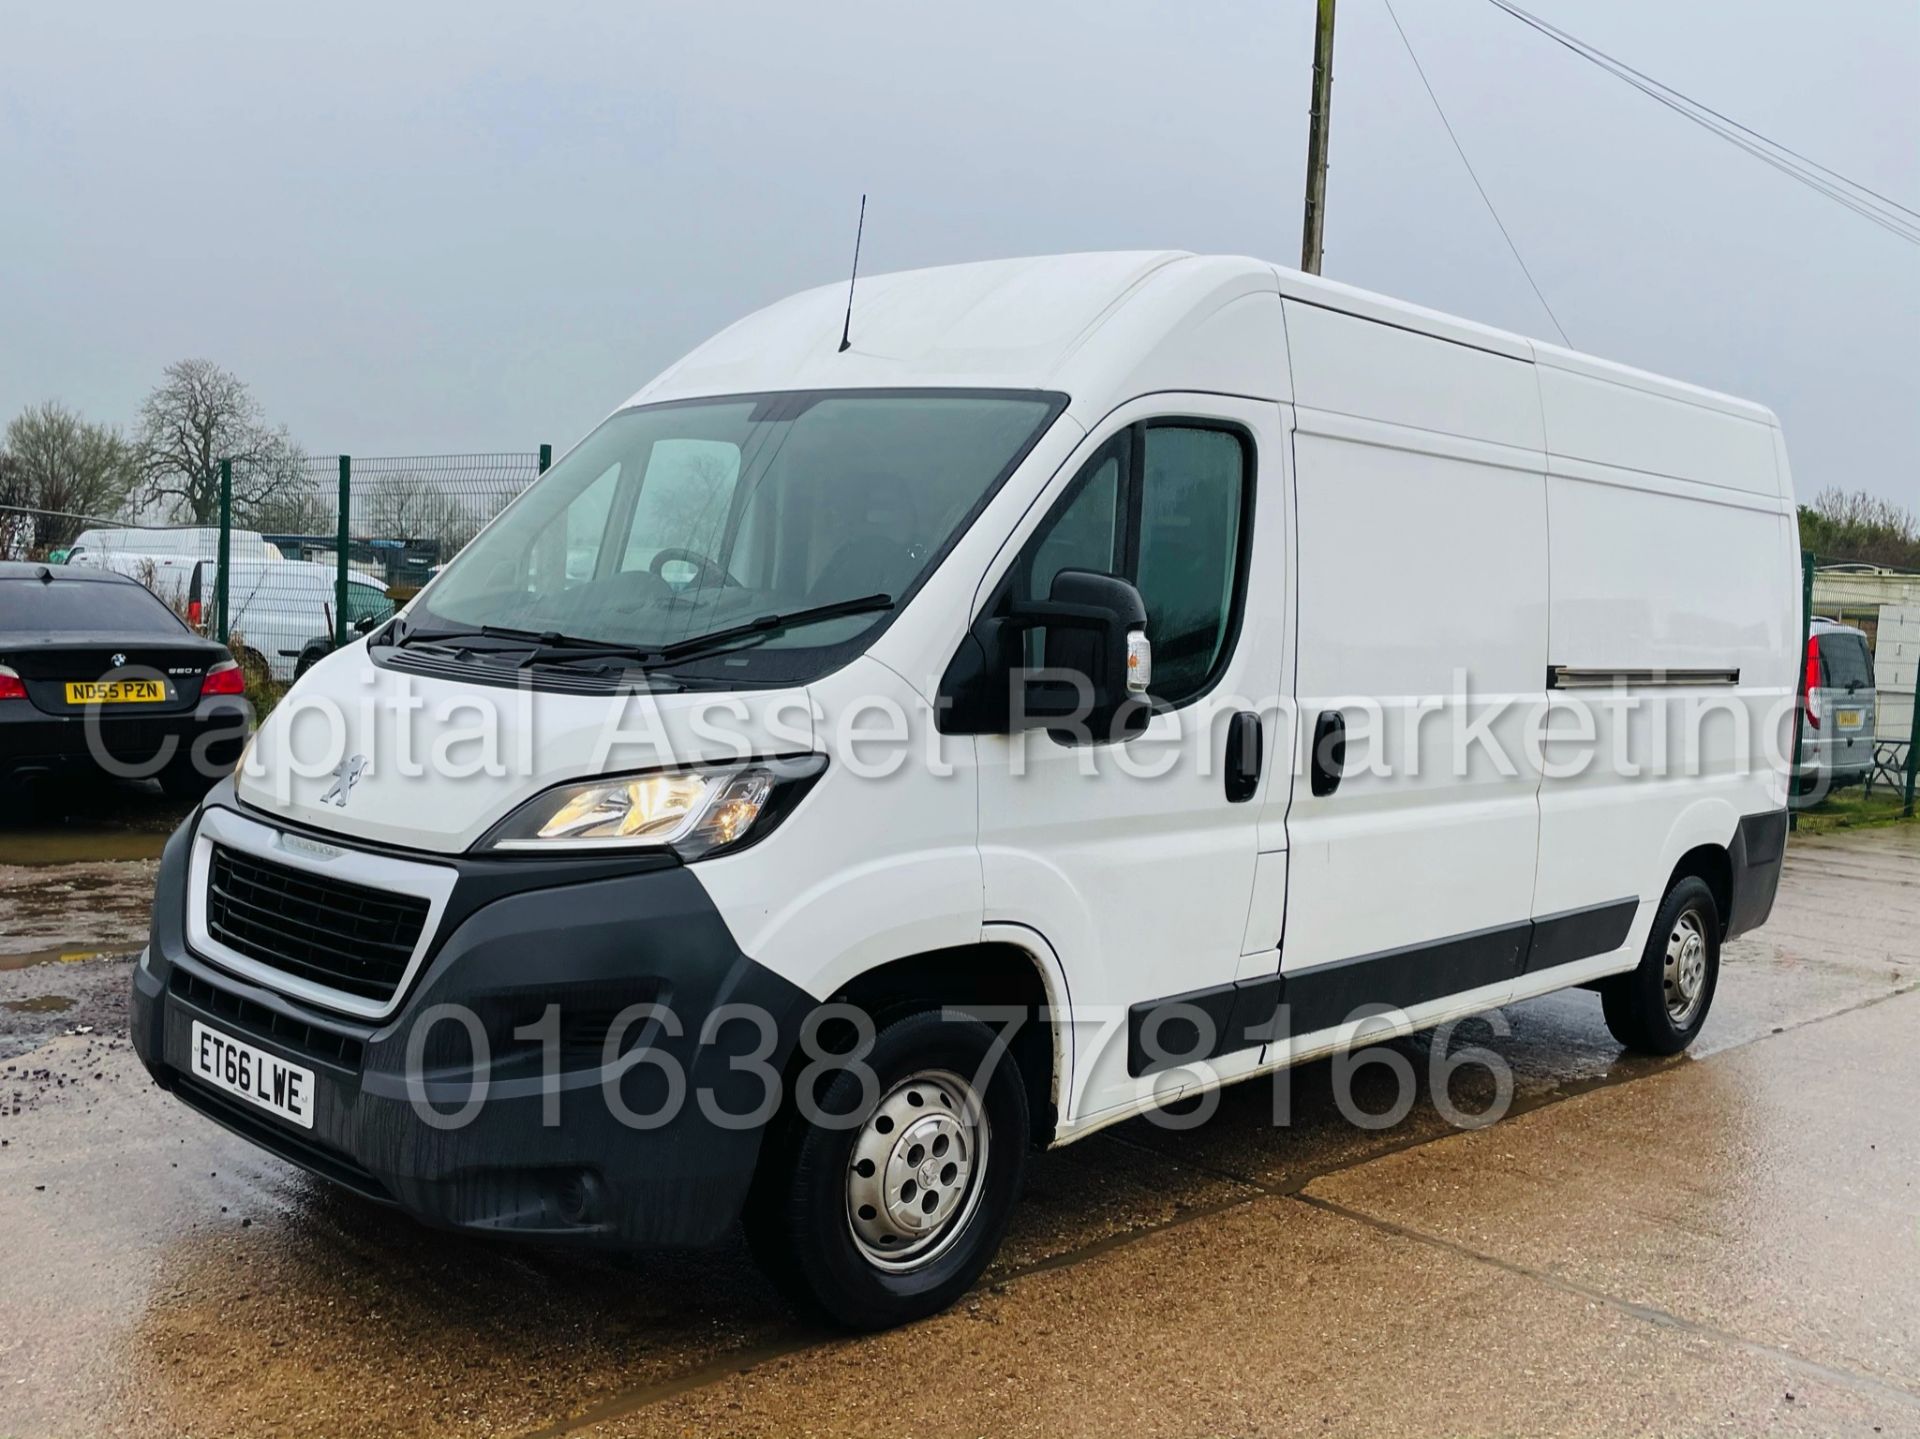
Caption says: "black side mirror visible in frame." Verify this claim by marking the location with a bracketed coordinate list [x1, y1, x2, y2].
[354, 613, 381, 635]
[938, 568, 1152, 742]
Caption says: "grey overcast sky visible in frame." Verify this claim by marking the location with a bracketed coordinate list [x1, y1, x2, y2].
[3, 1, 1915, 503]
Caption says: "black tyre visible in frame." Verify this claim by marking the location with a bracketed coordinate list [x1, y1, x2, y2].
[744, 1008, 1029, 1331]
[294, 638, 331, 678]
[1601, 876, 1720, 1055]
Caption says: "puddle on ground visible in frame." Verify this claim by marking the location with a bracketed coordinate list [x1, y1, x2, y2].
[0, 830, 171, 865]
[0, 944, 143, 972]
[3, 994, 75, 1014]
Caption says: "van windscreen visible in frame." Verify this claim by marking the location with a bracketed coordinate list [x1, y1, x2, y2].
[409, 389, 1064, 680]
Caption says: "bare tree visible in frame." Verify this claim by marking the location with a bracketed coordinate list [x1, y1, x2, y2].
[0, 451, 27, 558]
[3, 401, 138, 550]
[134, 359, 301, 524]
[1799, 487, 1920, 570]
[242, 482, 335, 537]
[361, 472, 479, 554]
[1811, 486, 1919, 540]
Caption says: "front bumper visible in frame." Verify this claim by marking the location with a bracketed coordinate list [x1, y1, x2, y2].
[131, 787, 813, 1247]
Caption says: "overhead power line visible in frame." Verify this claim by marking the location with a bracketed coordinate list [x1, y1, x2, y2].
[1379, 0, 1573, 345]
[1485, 0, 1920, 247]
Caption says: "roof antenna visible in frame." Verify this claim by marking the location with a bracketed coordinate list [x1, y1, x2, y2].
[837, 193, 867, 353]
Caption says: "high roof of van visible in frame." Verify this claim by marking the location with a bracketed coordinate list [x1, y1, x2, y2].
[71, 527, 275, 555]
[624, 251, 1776, 430]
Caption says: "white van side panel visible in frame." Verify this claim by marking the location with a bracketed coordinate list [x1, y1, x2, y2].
[1542, 463, 1796, 676]
[1533, 373, 1798, 940]
[1279, 299, 1549, 995]
[1535, 352, 1783, 498]
[1281, 298, 1544, 451]
[1283, 416, 1549, 972]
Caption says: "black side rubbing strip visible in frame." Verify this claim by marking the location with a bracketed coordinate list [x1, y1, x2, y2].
[1124, 982, 1239, 1079]
[1274, 920, 1533, 1041]
[1524, 898, 1638, 974]
[1125, 896, 1642, 1078]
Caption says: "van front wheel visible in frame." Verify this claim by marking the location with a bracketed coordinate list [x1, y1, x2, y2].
[1601, 876, 1721, 1055]
[745, 1008, 1029, 1331]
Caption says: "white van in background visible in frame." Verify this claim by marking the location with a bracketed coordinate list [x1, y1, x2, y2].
[66, 527, 282, 610]
[186, 557, 394, 681]
[131, 252, 1800, 1329]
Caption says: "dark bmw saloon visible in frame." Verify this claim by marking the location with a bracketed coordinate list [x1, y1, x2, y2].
[0, 562, 250, 800]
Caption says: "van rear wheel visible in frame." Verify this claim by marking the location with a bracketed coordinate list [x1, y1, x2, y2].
[1601, 876, 1720, 1055]
[744, 1008, 1029, 1331]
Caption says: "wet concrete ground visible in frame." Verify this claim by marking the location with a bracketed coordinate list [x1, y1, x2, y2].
[0, 817, 1916, 1437]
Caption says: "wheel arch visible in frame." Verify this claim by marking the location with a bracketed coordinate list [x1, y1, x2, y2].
[1664, 842, 1734, 939]
[812, 935, 1070, 1147]
[1652, 798, 1741, 939]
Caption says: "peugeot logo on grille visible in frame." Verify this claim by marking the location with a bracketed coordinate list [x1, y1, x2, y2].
[110, 652, 126, 668]
[319, 754, 369, 807]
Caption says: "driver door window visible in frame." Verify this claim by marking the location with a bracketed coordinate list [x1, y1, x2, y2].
[1014, 421, 1249, 707]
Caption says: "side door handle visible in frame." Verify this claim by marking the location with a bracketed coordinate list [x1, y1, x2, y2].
[1225, 710, 1263, 803]
[1310, 709, 1346, 797]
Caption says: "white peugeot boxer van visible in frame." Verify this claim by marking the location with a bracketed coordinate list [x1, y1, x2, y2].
[132, 252, 1799, 1329]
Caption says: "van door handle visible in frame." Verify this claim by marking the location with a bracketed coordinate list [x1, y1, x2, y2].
[1224, 710, 1262, 803]
[1310, 709, 1346, 797]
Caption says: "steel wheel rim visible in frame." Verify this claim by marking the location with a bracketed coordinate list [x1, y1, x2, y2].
[1663, 907, 1710, 1027]
[845, 1069, 989, 1273]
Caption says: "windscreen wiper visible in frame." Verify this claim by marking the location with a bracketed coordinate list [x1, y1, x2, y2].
[386, 626, 687, 688]
[385, 620, 543, 649]
[393, 622, 642, 657]
[383, 595, 894, 669]
[643, 593, 895, 666]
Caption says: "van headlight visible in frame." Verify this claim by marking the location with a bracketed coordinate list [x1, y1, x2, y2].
[479, 755, 825, 860]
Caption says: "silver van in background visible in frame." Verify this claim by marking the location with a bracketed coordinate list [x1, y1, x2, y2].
[1800, 618, 1877, 789]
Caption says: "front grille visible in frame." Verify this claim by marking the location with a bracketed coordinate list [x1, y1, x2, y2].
[206, 843, 431, 1006]
[169, 965, 367, 1071]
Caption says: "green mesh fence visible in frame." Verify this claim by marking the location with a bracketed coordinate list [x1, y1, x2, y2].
[211, 448, 547, 682]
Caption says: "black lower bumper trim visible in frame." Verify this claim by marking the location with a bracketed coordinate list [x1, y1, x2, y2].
[175, 1076, 394, 1204]
[1726, 808, 1789, 940]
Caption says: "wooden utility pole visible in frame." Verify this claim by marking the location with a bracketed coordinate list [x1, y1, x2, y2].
[1300, 0, 1338, 274]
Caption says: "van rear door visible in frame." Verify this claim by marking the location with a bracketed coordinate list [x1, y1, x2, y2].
[1819, 629, 1875, 774]
[1822, 630, 1873, 722]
